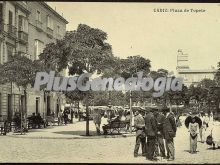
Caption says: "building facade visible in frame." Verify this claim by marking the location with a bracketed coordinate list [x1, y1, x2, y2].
[176, 50, 216, 87]
[0, 1, 68, 121]
[177, 69, 216, 87]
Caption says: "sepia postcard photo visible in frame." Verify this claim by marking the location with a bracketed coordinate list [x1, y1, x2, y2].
[0, 1, 220, 164]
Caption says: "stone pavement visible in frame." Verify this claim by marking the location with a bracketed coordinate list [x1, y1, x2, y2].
[7, 120, 135, 139]
[1, 120, 220, 163]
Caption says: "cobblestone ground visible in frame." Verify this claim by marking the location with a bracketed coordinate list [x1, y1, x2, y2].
[0, 122, 220, 163]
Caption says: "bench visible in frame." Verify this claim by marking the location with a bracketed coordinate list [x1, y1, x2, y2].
[46, 116, 59, 126]
[0, 121, 11, 135]
[102, 120, 129, 134]
[27, 117, 47, 129]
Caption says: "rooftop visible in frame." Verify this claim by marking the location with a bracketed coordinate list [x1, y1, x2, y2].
[177, 68, 217, 73]
[40, 2, 69, 24]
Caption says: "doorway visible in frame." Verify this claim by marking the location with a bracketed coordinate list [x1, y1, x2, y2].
[36, 97, 40, 114]
[56, 99, 60, 117]
[7, 94, 12, 121]
[46, 96, 51, 116]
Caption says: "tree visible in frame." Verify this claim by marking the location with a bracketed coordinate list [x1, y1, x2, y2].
[0, 55, 44, 133]
[197, 78, 219, 112]
[39, 24, 114, 136]
[214, 62, 220, 85]
[116, 55, 151, 79]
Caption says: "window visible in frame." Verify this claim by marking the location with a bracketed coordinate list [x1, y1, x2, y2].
[34, 40, 44, 59]
[57, 25, 60, 35]
[7, 45, 14, 62]
[8, 10, 13, 25]
[47, 15, 53, 30]
[18, 15, 28, 32]
[36, 10, 41, 22]
[0, 3, 3, 21]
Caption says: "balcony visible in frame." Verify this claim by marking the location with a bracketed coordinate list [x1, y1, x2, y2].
[7, 24, 17, 39]
[46, 27, 53, 39]
[18, 31, 28, 44]
[35, 20, 43, 32]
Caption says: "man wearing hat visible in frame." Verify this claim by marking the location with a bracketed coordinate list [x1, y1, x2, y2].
[162, 107, 177, 161]
[154, 108, 166, 159]
[134, 110, 146, 157]
[145, 108, 158, 161]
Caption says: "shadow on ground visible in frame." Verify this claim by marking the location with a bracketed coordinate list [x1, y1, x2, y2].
[183, 150, 200, 153]
[52, 130, 123, 136]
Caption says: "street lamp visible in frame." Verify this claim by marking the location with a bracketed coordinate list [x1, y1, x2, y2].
[129, 89, 132, 133]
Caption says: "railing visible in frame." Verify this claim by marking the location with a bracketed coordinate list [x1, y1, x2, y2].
[7, 24, 17, 38]
[46, 27, 53, 38]
[35, 20, 43, 31]
[18, 31, 28, 43]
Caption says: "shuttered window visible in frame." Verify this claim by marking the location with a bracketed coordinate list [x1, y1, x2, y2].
[34, 40, 44, 60]
[18, 15, 28, 32]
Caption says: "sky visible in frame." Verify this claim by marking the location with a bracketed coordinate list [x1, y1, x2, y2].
[48, 2, 220, 73]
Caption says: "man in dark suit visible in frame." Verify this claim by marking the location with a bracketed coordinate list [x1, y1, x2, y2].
[154, 108, 166, 159]
[134, 111, 146, 157]
[162, 107, 177, 161]
[145, 108, 158, 161]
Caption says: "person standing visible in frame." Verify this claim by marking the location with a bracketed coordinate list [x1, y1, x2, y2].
[198, 112, 205, 143]
[58, 110, 63, 125]
[93, 109, 102, 135]
[125, 111, 131, 131]
[70, 108, 74, 123]
[155, 108, 166, 159]
[63, 110, 68, 125]
[145, 108, 158, 161]
[134, 111, 146, 157]
[163, 107, 177, 161]
[188, 112, 199, 154]
[209, 111, 214, 124]
[203, 113, 209, 130]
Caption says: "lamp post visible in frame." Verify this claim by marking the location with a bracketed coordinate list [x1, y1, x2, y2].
[129, 90, 132, 133]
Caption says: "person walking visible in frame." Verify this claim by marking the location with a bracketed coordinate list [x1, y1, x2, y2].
[209, 121, 220, 149]
[188, 112, 200, 154]
[163, 107, 177, 161]
[145, 108, 158, 161]
[134, 111, 146, 157]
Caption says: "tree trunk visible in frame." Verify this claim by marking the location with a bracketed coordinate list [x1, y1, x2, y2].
[77, 101, 80, 121]
[86, 94, 89, 136]
[24, 89, 27, 132]
[20, 88, 27, 134]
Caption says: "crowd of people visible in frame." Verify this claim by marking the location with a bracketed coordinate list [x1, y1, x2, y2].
[132, 106, 220, 162]
[133, 107, 177, 161]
